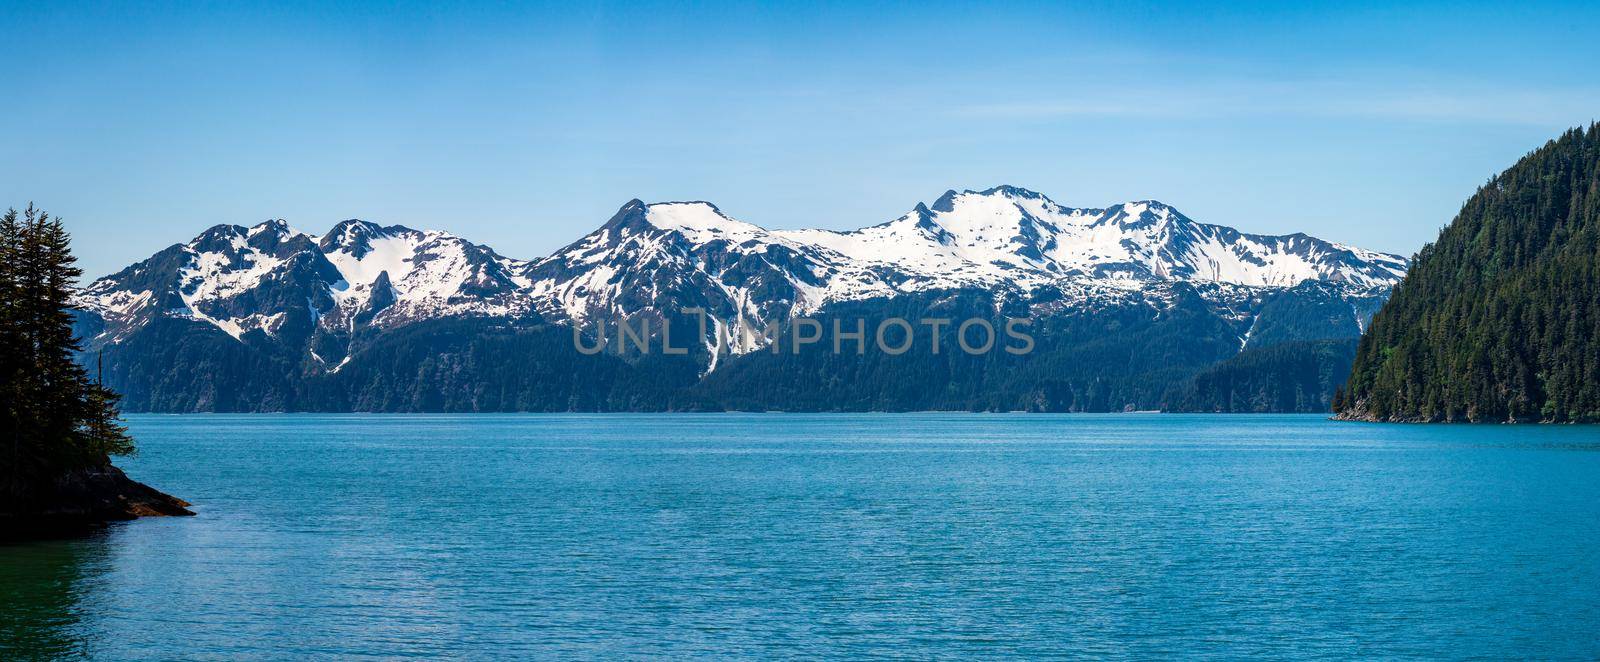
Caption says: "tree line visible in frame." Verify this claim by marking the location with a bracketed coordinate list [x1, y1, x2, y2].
[1, 205, 132, 506]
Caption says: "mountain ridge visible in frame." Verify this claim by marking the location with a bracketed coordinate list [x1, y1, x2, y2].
[80, 186, 1407, 355]
[71, 186, 1409, 413]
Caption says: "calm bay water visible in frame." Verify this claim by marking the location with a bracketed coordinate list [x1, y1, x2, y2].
[3, 414, 1599, 659]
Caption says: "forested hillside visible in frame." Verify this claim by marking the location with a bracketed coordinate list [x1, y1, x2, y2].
[1336, 125, 1600, 422]
[1169, 339, 1357, 413]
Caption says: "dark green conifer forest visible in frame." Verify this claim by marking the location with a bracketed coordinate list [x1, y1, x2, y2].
[1336, 124, 1600, 422]
[1, 206, 134, 510]
[1170, 339, 1358, 413]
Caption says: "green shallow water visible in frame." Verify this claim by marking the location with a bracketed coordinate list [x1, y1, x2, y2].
[3, 414, 1599, 659]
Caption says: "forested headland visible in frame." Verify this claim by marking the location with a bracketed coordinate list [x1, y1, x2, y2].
[1336, 124, 1600, 422]
[1, 205, 190, 535]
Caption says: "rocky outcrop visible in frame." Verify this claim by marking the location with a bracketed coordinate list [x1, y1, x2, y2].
[2, 465, 192, 538]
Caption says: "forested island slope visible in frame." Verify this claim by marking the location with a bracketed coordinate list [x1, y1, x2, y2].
[1336, 125, 1600, 422]
[1, 206, 190, 536]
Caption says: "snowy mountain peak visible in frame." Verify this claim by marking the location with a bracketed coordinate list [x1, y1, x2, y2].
[248, 218, 294, 235]
[518, 189, 1407, 343]
[80, 187, 1409, 362]
[1095, 202, 1179, 235]
[980, 184, 1049, 199]
[322, 218, 383, 243]
[933, 185, 1090, 213]
[641, 201, 765, 240]
[80, 216, 531, 345]
[318, 219, 423, 260]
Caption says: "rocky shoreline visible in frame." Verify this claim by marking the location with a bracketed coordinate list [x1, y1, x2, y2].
[2, 465, 192, 539]
[1333, 411, 1555, 423]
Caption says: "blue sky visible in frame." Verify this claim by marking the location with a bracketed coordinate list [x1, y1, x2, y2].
[2, 1, 1597, 278]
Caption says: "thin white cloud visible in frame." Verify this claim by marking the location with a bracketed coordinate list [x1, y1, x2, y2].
[953, 79, 1600, 126]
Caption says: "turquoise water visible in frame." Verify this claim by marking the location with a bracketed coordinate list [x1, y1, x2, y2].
[3, 414, 1599, 659]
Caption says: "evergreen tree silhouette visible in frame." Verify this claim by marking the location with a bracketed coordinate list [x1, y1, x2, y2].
[0, 205, 134, 504]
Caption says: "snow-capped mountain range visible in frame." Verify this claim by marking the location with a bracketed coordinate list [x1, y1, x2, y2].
[78, 185, 1407, 366]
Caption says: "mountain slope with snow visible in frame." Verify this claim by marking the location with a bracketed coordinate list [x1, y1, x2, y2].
[520, 186, 1405, 332]
[72, 186, 1409, 412]
[81, 219, 534, 343]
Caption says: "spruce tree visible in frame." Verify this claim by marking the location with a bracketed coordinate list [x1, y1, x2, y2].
[0, 209, 24, 498]
[0, 205, 134, 503]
